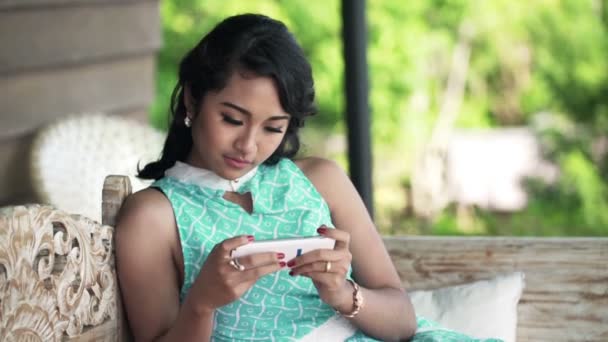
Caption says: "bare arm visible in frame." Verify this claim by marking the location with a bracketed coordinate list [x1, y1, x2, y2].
[116, 189, 284, 341]
[115, 189, 215, 341]
[296, 157, 417, 341]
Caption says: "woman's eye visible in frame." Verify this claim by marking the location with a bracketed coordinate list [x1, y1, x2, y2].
[265, 127, 284, 133]
[221, 114, 243, 125]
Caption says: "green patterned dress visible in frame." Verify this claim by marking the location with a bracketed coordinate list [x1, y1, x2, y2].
[152, 159, 502, 342]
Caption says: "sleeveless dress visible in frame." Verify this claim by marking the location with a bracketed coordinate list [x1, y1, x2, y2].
[152, 158, 503, 342]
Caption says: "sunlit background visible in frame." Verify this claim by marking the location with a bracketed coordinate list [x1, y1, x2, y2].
[151, 0, 608, 237]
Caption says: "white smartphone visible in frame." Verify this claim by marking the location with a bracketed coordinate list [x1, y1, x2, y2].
[231, 236, 336, 262]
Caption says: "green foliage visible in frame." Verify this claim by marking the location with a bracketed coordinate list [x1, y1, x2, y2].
[560, 151, 608, 226]
[153, 0, 608, 236]
[522, 0, 608, 123]
[151, 0, 343, 131]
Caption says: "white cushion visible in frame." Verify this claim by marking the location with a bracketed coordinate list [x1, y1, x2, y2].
[410, 272, 525, 342]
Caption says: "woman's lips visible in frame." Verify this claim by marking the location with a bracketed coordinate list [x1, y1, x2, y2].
[223, 156, 251, 169]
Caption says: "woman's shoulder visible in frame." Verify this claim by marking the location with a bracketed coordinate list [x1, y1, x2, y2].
[120, 187, 171, 215]
[293, 157, 351, 205]
[262, 157, 345, 184]
[117, 187, 176, 240]
[293, 156, 342, 172]
[293, 156, 346, 180]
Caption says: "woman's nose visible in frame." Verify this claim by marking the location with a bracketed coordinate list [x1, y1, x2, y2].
[234, 130, 256, 154]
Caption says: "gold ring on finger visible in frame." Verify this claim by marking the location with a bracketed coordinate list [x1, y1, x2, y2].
[325, 261, 332, 273]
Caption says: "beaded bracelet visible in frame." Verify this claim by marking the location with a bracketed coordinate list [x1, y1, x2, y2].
[337, 279, 364, 318]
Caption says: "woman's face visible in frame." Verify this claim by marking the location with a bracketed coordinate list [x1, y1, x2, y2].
[186, 71, 290, 180]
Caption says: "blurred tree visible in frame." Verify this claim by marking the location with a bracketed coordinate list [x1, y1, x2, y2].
[152, 0, 608, 235]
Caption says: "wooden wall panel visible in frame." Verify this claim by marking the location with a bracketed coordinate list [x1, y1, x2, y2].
[0, 1, 160, 74]
[0, 0, 161, 207]
[0, 55, 156, 139]
[0, 0, 145, 11]
[0, 134, 36, 205]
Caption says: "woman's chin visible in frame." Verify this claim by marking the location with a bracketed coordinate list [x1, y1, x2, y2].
[218, 167, 252, 181]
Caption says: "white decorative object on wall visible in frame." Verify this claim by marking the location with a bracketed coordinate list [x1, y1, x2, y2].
[30, 113, 165, 222]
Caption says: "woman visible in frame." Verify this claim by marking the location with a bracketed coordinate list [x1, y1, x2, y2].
[116, 13, 498, 342]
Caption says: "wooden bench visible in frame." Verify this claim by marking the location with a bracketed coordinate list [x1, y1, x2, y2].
[1, 175, 606, 341]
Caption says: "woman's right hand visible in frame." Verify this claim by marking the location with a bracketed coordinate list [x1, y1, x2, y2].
[185, 235, 285, 314]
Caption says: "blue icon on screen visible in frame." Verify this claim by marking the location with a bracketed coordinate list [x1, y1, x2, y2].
[296, 248, 303, 257]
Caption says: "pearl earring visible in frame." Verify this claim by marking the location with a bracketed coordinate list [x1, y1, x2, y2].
[184, 115, 192, 127]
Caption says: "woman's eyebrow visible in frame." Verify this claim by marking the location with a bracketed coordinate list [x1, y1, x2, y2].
[221, 101, 289, 121]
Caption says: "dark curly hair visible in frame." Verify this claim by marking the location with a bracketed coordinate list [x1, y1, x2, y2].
[138, 13, 316, 180]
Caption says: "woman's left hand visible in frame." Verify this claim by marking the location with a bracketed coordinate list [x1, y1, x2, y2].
[288, 226, 353, 309]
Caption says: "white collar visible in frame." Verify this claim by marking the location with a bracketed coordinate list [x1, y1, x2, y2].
[165, 161, 258, 192]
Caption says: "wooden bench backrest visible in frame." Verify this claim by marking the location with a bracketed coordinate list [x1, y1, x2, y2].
[385, 236, 608, 341]
[101, 175, 133, 342]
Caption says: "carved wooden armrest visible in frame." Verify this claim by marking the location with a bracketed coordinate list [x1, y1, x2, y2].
[1, 176, 132, 341]
[0, 205, 118, 340]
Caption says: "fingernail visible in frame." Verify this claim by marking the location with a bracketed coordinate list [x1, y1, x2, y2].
[287, 260, 295, 267]
[247, 235, 255, 241]
[279, 261, 286, 267]
[277, 253, 285, 259]
[317, 227, 327, 234]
